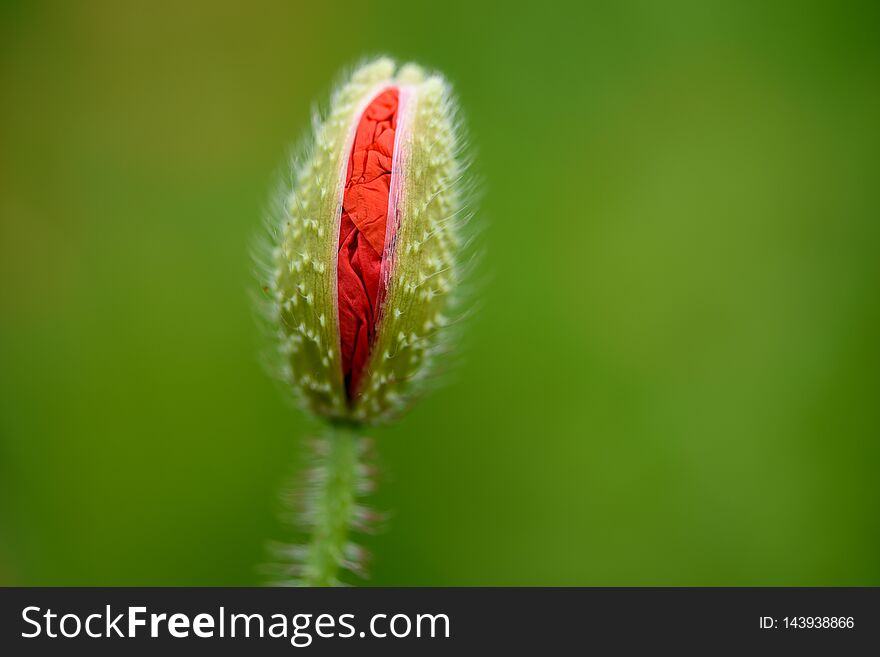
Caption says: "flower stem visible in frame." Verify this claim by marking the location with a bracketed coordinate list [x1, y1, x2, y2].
[301, 423, 364, 586]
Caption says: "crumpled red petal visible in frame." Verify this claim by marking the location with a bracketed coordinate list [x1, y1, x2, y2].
[337, 87, 399, 401]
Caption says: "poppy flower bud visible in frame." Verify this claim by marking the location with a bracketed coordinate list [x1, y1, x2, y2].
[263, 58, 470, 425]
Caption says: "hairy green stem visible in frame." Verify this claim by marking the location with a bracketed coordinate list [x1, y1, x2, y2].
[302, 424, 361, 586]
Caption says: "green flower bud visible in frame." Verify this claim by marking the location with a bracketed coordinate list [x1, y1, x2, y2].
[260, 58, 472, 425]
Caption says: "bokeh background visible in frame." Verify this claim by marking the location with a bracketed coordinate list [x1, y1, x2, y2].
[1, 0, 878, 586]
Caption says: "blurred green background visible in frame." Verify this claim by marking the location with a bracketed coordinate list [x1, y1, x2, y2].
[1, 0, 878, 586]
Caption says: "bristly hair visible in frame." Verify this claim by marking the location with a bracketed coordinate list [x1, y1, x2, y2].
[253, 56, 481, 426]
[262, 431, 380, 586]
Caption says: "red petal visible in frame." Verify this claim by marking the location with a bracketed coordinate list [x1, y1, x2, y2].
[337, 87, 399, 401]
